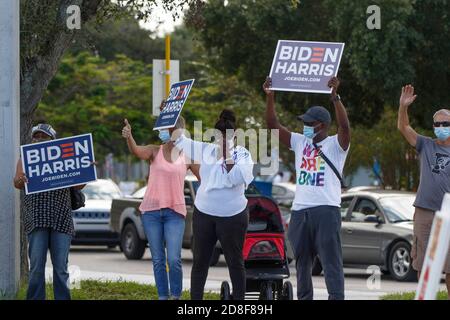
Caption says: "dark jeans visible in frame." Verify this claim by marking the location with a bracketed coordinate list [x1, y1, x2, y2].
[27, 228, 72, 300]
[288, 206, 344, 300]
[190, 206, 249, 300]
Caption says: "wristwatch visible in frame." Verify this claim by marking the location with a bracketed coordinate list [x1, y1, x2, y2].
[331, 94, 341, 102]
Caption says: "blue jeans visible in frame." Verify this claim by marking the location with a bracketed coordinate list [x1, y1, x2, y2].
[27, 228, 72, 300]
[141, 208, 185, 300]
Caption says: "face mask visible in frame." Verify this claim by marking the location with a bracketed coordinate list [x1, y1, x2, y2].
[434, 127, 450, 141]
[158, 129, 171, 143]
[303, 125, 319, 139]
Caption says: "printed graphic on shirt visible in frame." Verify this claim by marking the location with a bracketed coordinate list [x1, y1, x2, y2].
[298, 144, 326, 186]
[431, 153, 450, 174]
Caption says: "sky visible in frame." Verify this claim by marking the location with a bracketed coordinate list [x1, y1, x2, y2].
[137, 1, 186, 37]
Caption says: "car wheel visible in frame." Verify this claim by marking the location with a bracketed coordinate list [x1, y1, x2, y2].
[220, 281, 231, 300]
[281, 281, 293, 300]
[312, 256, 323, 276]
[388, 242, 417, 282]
[121, 223, 146, 260]
[259, 282, 274, 300]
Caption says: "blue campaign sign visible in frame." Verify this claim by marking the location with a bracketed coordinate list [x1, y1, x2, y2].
[269, 40, 345, 94]
[153, 79, 195, 130]
[20, 133, 97, 195]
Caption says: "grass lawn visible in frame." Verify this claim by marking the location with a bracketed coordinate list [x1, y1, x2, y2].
[16, 280, 220, 300]
[380, 291, 448, 300]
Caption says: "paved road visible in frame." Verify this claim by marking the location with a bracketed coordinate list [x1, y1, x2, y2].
[45, 246, 447, 300]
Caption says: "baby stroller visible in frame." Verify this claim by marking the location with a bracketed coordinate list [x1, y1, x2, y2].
[220, 195, 293, 300]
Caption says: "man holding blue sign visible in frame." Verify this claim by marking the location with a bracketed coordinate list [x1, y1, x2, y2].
[13, 124, 94, 300]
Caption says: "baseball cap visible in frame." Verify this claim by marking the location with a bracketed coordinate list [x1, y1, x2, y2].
[297, 106, 331, 124]
[31, 123, 57, 140]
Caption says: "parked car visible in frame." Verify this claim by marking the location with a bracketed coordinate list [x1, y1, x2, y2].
[71, 179, 122, 248]
[288, 189, 417, 282]
[110, 175, 294, 265]
[272, 182, 296, 207]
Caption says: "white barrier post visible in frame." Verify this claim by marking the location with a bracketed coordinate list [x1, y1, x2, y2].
[415, 193, 450, 300]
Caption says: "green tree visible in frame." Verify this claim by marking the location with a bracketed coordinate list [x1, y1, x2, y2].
[188, 0, 450, 127]
[21, 0, 202, 144]
[35, 52, 156, 161]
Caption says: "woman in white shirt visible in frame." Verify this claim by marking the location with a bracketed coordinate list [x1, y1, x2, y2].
[172, 109, 254, 300]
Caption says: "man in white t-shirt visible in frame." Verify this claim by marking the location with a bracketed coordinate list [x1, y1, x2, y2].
[263, 76, 350, 300]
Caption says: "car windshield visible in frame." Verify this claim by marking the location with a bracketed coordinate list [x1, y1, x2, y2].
[379, 196, 415, 223]
[82, 181, 122, 200]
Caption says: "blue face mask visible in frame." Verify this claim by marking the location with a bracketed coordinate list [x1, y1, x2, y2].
[158, 129, 171, 143]
[434, 127, 450, 141]
[303, 125, 319, 139]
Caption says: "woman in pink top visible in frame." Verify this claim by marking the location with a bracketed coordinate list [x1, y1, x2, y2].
[122, 116, 198, 300]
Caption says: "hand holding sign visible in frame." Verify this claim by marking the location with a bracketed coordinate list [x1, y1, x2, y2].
[262, 77, 274, 97]
[327, 76, 340, 97]
[160, 99, 166, 112]
[16, 172, 28, 185]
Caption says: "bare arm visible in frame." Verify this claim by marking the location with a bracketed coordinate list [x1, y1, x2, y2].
[122, 119, 157, 161]
[263, 77, 292, 148]
[13, 159, 27, 190]
[397, 85, 418, 147]
[328, 77, 350, 151]
[188, 164, 201, 181]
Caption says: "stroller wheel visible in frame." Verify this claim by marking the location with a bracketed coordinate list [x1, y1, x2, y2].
[259, 282, 274, 300]
[220, 281, 231, 300]
[281, 281, 293, 300]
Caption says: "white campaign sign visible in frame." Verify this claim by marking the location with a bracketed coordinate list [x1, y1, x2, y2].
[415, 193, 450, 300]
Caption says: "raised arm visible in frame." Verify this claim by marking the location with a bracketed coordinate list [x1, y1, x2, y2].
[397, 85, 418, 147]
[173, 132, 209, 164]
[122, 119, 157, 161]
[263, 77, 292, 148]
[328, 77, 350, 151]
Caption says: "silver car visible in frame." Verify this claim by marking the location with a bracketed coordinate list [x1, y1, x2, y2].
[72, 179, 123, 248]
[310, 189, 417, 282]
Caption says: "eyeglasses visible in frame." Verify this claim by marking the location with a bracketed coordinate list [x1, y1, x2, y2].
[433, 121, 450, 127]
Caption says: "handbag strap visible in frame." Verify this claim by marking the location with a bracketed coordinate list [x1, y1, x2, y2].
[313, 143, 347, 189]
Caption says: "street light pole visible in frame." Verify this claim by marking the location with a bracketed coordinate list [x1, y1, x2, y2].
[0, 0, 21, 298]
[165, 34, 171, 98]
